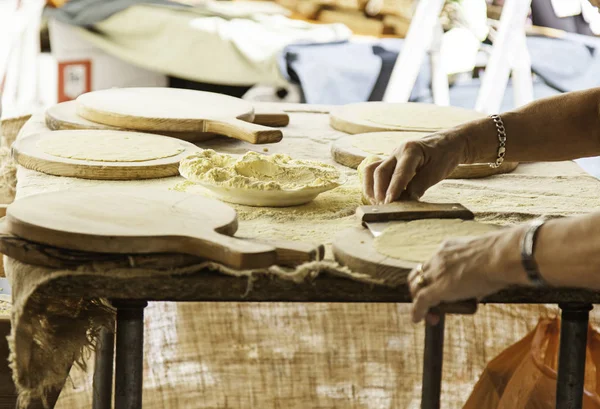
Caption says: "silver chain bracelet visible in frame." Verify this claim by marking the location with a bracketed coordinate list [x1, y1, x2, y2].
[489, 114, 507, 169]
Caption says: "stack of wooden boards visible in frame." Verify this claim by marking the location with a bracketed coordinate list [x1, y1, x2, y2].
[275, 0, 414, 37]
[13, 87, 289, 180]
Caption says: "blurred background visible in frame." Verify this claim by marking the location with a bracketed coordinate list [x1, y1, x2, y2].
[2, 0, 600, 120]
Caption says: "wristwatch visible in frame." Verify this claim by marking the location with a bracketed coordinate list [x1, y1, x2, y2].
[520, 218, 548, 287]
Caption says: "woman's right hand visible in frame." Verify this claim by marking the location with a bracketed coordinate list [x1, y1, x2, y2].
[362, 129, 470, 204]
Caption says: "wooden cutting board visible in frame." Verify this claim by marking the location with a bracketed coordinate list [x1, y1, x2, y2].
[330, 102, 487, 134]
[333, 201, 474, 284]
[12, 130, 200, 180]
[45, 101, 290, 142]
[76, 88, 283, 144]
[5, 188, 278, 269]
[333, 201, 479, 314]
[333, 226, 415, 285]
[0, 219, 324, 269]
[332, 227, 477, 314]
[331, 132, 519, 178]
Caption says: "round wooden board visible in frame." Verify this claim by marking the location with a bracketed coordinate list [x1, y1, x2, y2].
[331, 132, 519, 179]
[5, 188, 277, 269]
[76, 88, 283, 144]
[45, 101, 216, 142]
[332, 226, 416, 286]
[12, 130, 200, 180]
[329, 102, 487, 134]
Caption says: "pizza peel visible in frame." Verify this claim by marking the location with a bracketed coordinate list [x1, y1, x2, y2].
[45, 101, 289, 142]
[4, 189, 323, 269]
[75, 88, 283, 144]
[333, 201, 478, 314]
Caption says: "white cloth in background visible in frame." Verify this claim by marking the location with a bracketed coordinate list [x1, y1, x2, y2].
[581, 0, 600, 35]
[73, 5, 351, 86]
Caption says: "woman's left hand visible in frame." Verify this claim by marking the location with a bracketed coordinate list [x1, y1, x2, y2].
[407, 226, 526, 324]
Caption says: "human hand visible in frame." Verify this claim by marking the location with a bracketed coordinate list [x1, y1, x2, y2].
[407, 226, 526, 324]
[361, 130, 468, 204]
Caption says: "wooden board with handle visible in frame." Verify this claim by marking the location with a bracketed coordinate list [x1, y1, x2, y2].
[333, 201, 479, 314]
[12, 130, 200, 180]
[0, 219, 324, 270]
[5, 188, 283, 269]
[334, 201, 475, 282]
[332, 227, 477, 314]
[331, 132, 519, 178]
[329, 102, 487, 134]
[76, 88, 283, 144]
[45, 101, 290, 142]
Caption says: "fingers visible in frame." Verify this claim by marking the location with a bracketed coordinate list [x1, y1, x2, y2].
[384, 153, 422, 203]
[362, 141, 425, 204]
[408, 263, 442, 324]
[373, 157, 397, 204]
[412, 287, 442, 324]
[362, 160, 382, 204]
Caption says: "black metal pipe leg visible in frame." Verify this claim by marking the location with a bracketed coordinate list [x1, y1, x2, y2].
[113, 300, 148, 409]
[93, 326, 115, 409]
[556, 303, 593, 409]
[421, 314, 445, 409]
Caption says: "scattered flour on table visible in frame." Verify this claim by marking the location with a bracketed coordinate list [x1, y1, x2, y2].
[179, 150, 342, 191]
[173, 175, 363, 248]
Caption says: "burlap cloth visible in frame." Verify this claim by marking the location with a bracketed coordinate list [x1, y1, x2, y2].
[6, 108, 600, 409]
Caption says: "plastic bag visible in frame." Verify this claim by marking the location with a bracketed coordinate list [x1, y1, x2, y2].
[464, 318, 600, 409]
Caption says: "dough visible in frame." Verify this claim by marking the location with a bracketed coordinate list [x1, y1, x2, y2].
[37, 130, 185, 162]
[374, 219, 501, 262]
[352, 131, 429, 155]
[363, 103, 485, 131]
[180, 149, 342, 191]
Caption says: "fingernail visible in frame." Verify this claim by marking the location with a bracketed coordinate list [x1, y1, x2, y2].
[384, 194, 392, 204]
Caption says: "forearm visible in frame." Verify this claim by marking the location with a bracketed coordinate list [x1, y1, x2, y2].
[457, 88, 600, 164]
[494, 212, 600, 290]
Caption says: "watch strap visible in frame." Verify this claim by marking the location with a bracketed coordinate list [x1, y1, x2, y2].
[520, 218, 547, 287]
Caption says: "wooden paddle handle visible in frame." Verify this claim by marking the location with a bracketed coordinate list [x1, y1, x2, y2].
[252, 111, 290, 127]
[357, 202, 474, 223]
[248, 239, 325, 267]
[183, 230, 277, 269]
[204, 118, 283, 144]
[431, 299, 478, 315]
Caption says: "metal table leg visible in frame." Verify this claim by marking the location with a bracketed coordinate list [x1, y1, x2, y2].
[421, 314, 445, 409]
[113, 300, 147, 409]
[556, 303, 593, 409]
[93, 326, 115, 409]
